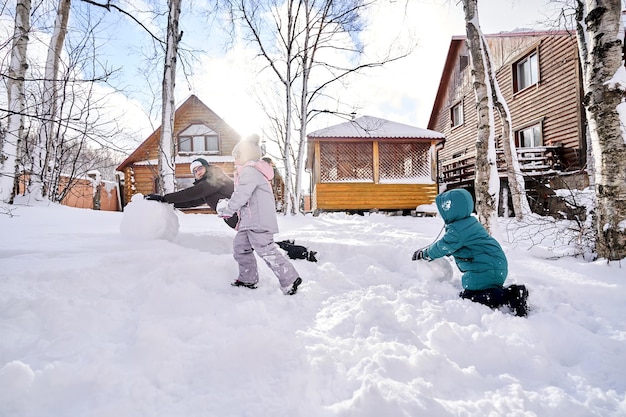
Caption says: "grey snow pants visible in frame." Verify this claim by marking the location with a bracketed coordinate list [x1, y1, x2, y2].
[233, 229, 300, 291]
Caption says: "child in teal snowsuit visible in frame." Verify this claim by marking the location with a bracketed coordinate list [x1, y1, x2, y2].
[412, 188, 528, 316]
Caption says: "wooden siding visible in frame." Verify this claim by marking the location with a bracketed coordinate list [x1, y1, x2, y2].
[431, 33, 584, 182]
[18, 173, 120, 211]
[314, 183, 438, 211]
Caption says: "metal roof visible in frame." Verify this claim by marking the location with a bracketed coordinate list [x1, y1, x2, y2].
[307, 115, 445, 139]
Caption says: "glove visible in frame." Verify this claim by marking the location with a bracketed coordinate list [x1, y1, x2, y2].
[216, 198, 231, 218]
[144, 194, 165, 202]
[412, 250, 427, 261]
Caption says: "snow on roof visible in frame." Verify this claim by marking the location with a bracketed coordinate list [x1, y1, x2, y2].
[307, 116, 445, 139]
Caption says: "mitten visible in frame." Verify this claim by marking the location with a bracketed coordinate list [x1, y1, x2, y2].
[216, 198, 231, 218]
[412, 249, 428, 261]
[145, 194, 165, 202]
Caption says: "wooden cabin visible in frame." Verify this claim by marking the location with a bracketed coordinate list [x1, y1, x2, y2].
[116, 95, 241, 211]
[428, 30, 589, 215]
[305, 116, 445, 214]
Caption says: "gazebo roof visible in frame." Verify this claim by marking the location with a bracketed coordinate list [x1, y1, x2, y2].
[307, 115, 445, 140]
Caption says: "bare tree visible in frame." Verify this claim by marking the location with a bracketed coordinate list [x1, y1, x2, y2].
[461, 0, 500, 233]
[576, 0, 626, 260]
[29, 0, 72, 201]
[0, 0, 31, 204]
[225, 0, 413, 214]
[0, 0, 142, 207]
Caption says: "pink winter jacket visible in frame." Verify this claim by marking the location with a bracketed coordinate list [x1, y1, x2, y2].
[222, 160, 279, 233]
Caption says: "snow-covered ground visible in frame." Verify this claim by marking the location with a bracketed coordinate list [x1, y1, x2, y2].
[1, 198, 624, 417]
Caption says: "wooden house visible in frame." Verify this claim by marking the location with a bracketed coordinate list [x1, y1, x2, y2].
[116, 95, 241, 210]
[17, 172, 120, 211]
[305, 115, 445, 214]
[428, 30, 588, 215]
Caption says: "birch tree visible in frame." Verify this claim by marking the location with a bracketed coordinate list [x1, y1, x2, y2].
[29, 0, 72, 200]
[462, 0, 500, 233]
[577, 0, 626, 260]
[157, 0, 182, 194]
[0, 0, 31, 204]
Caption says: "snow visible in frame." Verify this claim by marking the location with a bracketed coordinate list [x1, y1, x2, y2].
[1, 200, 625, 417]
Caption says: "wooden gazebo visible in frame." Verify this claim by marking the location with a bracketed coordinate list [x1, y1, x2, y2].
[305, 116, 445, 213]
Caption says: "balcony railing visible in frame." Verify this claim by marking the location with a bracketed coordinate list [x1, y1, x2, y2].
[440, 145, 564, 184]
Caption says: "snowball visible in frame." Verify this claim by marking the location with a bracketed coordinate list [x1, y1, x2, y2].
[417, 257, 456, 283]
[119, 194, 179, 241]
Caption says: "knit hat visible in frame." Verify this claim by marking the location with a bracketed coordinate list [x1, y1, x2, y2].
[232, 134, 263, 163]
[190, 158, 210, 174]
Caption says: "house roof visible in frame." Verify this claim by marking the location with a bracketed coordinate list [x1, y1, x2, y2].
[116, 94, 236, 171]
[307, 115, 444, 140]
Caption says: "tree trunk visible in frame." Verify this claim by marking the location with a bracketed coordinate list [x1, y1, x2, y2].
[0, 0, 31, 204]
[582, 0, 626, 260]
[480, 36, 531, 219]
[574, 0, 596, 188]
[462, 0, 499, 233]
[30, 0, 71, 201]
[158, 0, 181, 194]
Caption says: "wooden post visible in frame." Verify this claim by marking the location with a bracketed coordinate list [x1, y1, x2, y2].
[373, 141, 380, 184]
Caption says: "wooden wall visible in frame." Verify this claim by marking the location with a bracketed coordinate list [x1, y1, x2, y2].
[432, 33, 584, 173]
[314, 183, 438, 211]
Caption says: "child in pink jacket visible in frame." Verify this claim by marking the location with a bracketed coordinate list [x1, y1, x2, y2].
[217, 135, 302, 295]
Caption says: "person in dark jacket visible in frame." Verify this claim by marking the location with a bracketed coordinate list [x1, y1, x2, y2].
[412, 188, 528, 316]
[145, 158, 238, 229]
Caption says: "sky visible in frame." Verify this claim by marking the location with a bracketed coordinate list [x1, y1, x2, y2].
[180, 0, 559, 137]
[88, 0, 560, 141]
[1, 195, 625, 416]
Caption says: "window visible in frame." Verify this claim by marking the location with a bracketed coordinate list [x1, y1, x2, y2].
[515, 51, 539, 91]
[459, 55, 469, 72]
[451, 102, 463, 127]
[517, 124, 542, 147]
[178, 124, 219, 153]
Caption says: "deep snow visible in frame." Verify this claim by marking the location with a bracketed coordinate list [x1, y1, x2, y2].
[0, 198, 624, 417]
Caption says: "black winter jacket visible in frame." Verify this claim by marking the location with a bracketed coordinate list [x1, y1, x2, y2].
[162, 165, 237, 228]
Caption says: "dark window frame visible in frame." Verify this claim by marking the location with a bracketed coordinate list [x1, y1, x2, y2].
[451, 101, 464, 127]
[514, 49, 539, 92]
[177, 123, 220, 154]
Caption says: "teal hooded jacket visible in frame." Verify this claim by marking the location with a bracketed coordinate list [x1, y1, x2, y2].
[423, 188, 508, 290]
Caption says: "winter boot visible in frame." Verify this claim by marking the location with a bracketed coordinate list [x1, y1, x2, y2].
[231, 280, 257, 289]
[285, 277, 302, 295]
[506, 284, 529, 317]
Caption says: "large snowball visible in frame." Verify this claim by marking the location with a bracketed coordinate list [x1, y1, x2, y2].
[120, 194, 179, 241]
